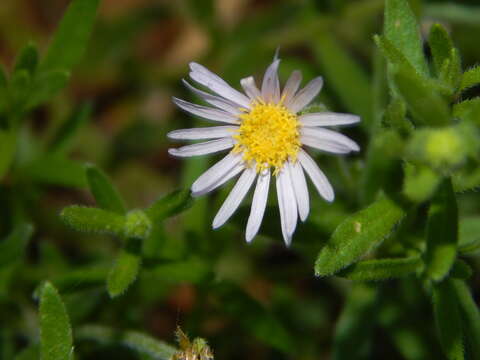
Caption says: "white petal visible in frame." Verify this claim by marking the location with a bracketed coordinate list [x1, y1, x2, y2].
[261, 59, 280, 103]
[167, 126, 238, 140]
[288, 160, 309, 222]
[300, 112, 361, 127]
[286, 76, 323, 113]
[173, 97, 239, 124]
[246, 169, 270, 243]
[301, 127, 360, 152]
[212, 167, 257, 229]
[298, 149, 334, 202]
[240, 76, 262, 101]
[168, 138, 234, 157]
[192, 162, 244, 197]
[182, 80, 242, 115]
[276, 167, 298, 246]
[301, 136, 352, 154]
[189, 62, 251, 108]
[281, 70, 302, 105]
[191, 153, 242, 195]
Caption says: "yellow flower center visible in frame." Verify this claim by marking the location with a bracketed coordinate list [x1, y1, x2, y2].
[233, 101, 301, 173]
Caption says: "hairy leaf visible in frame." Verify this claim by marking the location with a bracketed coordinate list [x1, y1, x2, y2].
[315, 195, 405, 276]
[460, 66, 480, 93]
[85, 163, 126, 214]
[41, 0, 100, 72]
[146, 189, 193, 223]
[39, 282, 73, 360]
[425, 179, 458, 281]
[384, 0, 428, 75]
[432, 280, 464, 360]
[338, 256, 422, 281]
[107, 237, 142, 297]
[60, 206, 126, 235]
[394, 67, 450, 126]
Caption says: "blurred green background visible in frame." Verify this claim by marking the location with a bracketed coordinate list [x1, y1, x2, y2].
[1, 0, 479, 359]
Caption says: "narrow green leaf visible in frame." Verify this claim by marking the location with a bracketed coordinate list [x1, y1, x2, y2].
[374, 35, 416, 73]
[333, 285, 377, 360]
[146, 189, 193, 223]
[460, 66, 480, 93]
[22, 154, 86, 188]
[451, 280, 480, 357]
[384, 0, 428, 74]
[85, 163, 126, 214]
[338, 256, 422, 281]
[39, 282, 73, 360]
[394, 67, 450, 126]
[107, 237, 142, 297]
[432, 280, 464, 360]
[429, 24, 454, 76]
[424, 179, 458, 281]
[315, 195, 405, 276]
[41, 0, 100, 72]
[76, 325, 177, 359]
[60, 205, 126, 236]
[458, 217, 480, 254]
[0, 223, 34, 267]
[14, 42, 39, 75]
[50, 103, 92, 153]
[26, 70, 70, 110]
[312, 31, 373, 129]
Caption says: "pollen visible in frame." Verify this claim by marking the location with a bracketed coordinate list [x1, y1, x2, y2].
[233, 101, 301, 174]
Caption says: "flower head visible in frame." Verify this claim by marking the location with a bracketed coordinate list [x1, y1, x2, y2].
[168, 57, 360, 245]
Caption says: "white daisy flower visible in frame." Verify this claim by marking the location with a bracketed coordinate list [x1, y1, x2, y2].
[168, 57, 360, 245]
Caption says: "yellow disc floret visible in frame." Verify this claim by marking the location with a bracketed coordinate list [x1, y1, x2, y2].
[233, 101, 301, 174]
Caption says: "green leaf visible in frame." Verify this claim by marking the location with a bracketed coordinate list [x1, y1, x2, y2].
[338, 256, 422, 281]
[39, 282, 74, 360]
[424, 179, 458, 282]
[9, 70, 30, 109]
[429, 24, 453, 75]
[458, 217, 480, 254]
[426, 3, 480, 26]
[333, 285, 377, 360]
[107, 237, 142, 298]
[460, 66, 480, 93]
[40, 266, 108, 295]
[14, 42, 39, 76]
[60, 205, 126, 236]
[432, 280, 464, 360]
[26, 70, 70, 110]
[312, 31, 373, 130]
[315, 195, 405, 276]
[50, 103, 92, 153]
[41, 0, 100, 72]
[85, 163, 127, 214]
[374, 35, 416, 73]
[0, 223, 34, 268]
[146, 189, 193, 223]
[76, 325, 177, 359]
[451, 280, 480, 357]
[21, 154, 86, 188]
[393, 67, 450, 126]
[384, 0, 428, 75]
